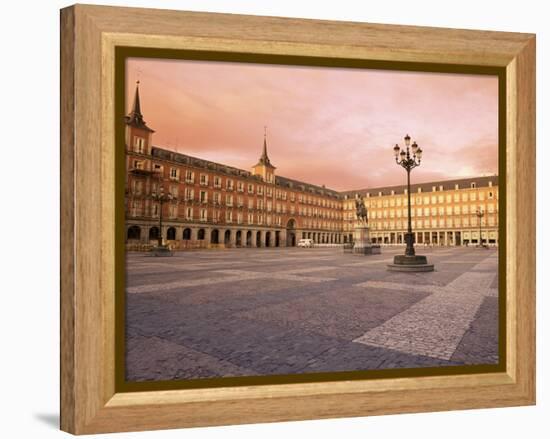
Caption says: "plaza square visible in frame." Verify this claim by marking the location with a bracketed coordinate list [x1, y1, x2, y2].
[125, 246, 499, 382]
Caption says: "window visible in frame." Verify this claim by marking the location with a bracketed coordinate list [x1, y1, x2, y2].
[257, 186, 263, 196]
[226, 194, 233, 206]
[226, 210, 232, 223]
[488, 191, 494, 199]
[471, 182, 477, 188]
[226, 179, 234, 190]
[237, 196, 243, 207]
[131, 200, 141, 217]
[248, 199, 254, 209]
[132, 160, 144, 170]
[200, 208, 207, 222]
[170, 168, 179, 181]
[248, 184, 254, 194]
[131, 180, 142, 195]
[213, 192, 220, 204]
[200, 190, 207, 203]
[185, 170, 194, 183]
[200, 174, 209, 186]
[214, 176, 221, 188]
[185, 188, 194, 201]
[267, 187, 272, 197]
[185, 207, 193, 220]
[169, 205, 177, 219]
[237, 181, 244, 192]
[134, 136, 145, 153]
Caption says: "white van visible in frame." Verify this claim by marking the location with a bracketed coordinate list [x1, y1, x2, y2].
[297, 238, 314, 248]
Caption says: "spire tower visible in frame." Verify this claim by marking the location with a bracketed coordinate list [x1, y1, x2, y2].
[125, 80, 154, 132]
[252, 126, 276, 182]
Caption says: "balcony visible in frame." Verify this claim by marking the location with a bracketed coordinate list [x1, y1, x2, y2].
[129, 167, 154, 176]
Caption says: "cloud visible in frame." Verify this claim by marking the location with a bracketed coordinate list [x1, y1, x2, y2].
[127, 59, 498, 191]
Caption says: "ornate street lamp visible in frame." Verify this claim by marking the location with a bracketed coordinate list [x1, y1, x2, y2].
[388, 134, 434, 272]
[151, 180, 174, 256]
[475, 208, 485, 248]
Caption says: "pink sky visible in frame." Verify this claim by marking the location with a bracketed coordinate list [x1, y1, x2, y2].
[126, 58, 498, 191]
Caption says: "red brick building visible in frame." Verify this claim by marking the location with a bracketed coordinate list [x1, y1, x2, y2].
[125, 82, 344, 248]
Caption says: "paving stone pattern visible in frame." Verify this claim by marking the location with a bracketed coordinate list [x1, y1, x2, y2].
[126, 246, 499, 382]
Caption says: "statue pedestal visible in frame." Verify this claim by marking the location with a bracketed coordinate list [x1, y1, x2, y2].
[353, 224, 380, 255]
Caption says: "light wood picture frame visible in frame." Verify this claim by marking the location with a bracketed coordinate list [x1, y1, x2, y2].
[60, 4, 536, 434]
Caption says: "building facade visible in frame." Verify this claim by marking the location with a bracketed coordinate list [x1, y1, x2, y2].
[125, 82, 499, 249]
[341, 177, 499, 246]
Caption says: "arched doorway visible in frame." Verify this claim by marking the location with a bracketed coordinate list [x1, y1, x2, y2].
[197, 229, 205, 240]
[236, 230, 242, 247]
[166, 227, 176, 240]
[224, 230, 231, 246]
[127, 225, 141, 241]
[256, 231, 261, 247]
[211, 229, 219, 244]
[286, 219, 296, 247]
[183, 228, 192, 240]
[149, 226, 159, 241]
[246, 231, 252, 247]
[265, 231, 271, 247]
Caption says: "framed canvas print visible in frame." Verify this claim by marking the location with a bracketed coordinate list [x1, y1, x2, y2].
[60, 4, 536, 435]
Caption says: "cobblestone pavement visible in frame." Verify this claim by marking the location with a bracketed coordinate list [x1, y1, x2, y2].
[125, 246, 500, 382]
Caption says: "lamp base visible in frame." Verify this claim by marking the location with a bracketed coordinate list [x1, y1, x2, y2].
[387, 254, 434, 272]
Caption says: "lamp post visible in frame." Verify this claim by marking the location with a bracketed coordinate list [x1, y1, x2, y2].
[151, 180, 174, 256]
[387, 134, 434, 272]
[475, 208, 485, 247]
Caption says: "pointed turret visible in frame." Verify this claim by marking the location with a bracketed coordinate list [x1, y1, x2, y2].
[125, 81, 154, 132]
[252, 127, 276, 183]
[255, 127, 275, 168]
